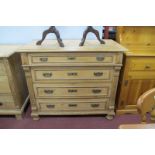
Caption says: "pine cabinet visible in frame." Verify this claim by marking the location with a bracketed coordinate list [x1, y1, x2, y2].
[116, 26, 155, 118]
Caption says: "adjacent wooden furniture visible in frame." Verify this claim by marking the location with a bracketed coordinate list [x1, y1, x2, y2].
[116, 26, 155, 117]
[119, 88, 155, 129]
[17, 40, 127, 120]
[0, 45, 29, 119]
[119, 123, 155, 129]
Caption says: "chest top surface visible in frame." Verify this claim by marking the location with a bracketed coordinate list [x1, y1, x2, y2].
[0, 45, 20, 58]
[16, 40, 127, 53]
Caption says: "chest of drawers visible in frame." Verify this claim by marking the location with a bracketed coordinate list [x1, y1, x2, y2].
[0, 46, 29, 119]
[18, 40, 127, 120]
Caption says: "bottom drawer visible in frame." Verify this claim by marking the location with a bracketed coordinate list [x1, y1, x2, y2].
[37, 98, 109, 111]
[0, 95, 15, 109]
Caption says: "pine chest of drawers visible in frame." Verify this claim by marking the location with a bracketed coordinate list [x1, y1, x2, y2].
[0, 45, 29, 119]
[18, 40, 127, 120]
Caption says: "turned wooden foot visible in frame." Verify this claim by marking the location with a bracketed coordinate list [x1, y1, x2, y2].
[32, 115, 40, 121]
[15, 114, 23, 120]
[106, 114, 114, 120]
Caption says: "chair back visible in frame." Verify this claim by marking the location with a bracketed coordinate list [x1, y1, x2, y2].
[137, 88, 155, 123]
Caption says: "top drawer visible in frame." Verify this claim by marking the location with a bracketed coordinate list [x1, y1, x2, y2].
[28, 53, 118, 66]
[0, 61, 6, 75]
[129, 57, 155, 71]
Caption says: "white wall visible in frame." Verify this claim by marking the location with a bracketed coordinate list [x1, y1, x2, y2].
[0, 26, 103, 44]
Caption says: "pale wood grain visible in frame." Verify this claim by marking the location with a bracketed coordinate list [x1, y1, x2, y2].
[116, 26, 155, 115]
[17, 40, 127, 53]
[119, 124, 155, 129]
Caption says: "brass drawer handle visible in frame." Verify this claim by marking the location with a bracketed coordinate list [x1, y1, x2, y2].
[91, 104, 100, 108]
[0, 102, 3, 106]
[44, 90, 54, 94]
[67, 72, 78, 76]
[96, 56, 105, 61]
[92, 89, 102, 94]
[68, 104, 77, 107]
[67, 56, 76, 60]
[43, 73, 52, 77]
[145, 65, 151, 69]
[40, 57, 48, 62]
[94, 72, 103, 76]
[46, 105, 55, 109]
[68, 89, 78, 93]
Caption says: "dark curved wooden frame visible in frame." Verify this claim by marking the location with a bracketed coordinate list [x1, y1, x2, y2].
[79, 26, 105, 46]
[36, 26, 64, 47]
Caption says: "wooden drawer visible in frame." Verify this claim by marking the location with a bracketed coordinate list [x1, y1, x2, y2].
[0, 61, 6, 75]
[129, 58, 155, 71]
[0, 95, 15, 109]
[37, 98, 109, 111]
[0, 76, 11, 93]
[128, 71, 155, 79]
[31, 68, 112, 81]
[34, 83, 111, 98]
[28, 53, 115, 65]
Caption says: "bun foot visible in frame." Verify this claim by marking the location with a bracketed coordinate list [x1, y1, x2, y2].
[15, 114, 23, 120]
[32, 116, 40, 121]
[106, 114, 114, 120]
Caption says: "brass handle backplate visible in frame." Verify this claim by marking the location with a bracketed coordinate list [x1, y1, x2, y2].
[96, 56, 105, 61]
[68, 89, 78, 93]
[44, 90, 54, 94]
[67, 57, 76, 60]
[91, 104, 100, 108]
[67, 72, 78, 76]
[46, 105, 55, 109]
[94, 72, 103, 76]
[68, 104, 77, 107]
[92, 89, 102, 94]
[43, 73, 52, 77]
[40, 57, 48, 62]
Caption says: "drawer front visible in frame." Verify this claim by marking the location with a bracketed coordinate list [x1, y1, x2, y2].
[32, 69, 111, 81]
[129, 58, 155, 71]
[28, 53, 115, 65]
[0, 76, 11, 93]
[34, 83, 111, 98]
[0, 61, 6, 75]
[37, 98, 109, 111]
[128, 71, 155, 79]
[0, 95, 15, 109]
